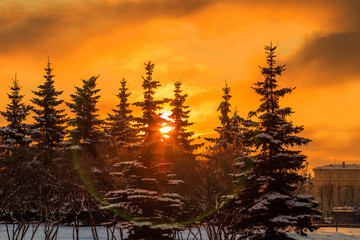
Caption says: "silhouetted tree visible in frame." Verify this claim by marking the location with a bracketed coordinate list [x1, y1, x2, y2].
[0, 75, 40, 223]
[229, 44, 320, 239]
[168, 80, 197, 151]
[0, 75, 32, 153]
[201, 82, 242, 212]
[105, 78, 137, 148]
[133, 61, 167, 142]
[165, 80, 203, 220]
[105, 62, 184, 240]
[31, 60, 67, 164]
[66, 75, 104, 158]
[207, 81, 233, 149]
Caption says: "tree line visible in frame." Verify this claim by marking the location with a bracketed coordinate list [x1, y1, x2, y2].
[0, 44, 320, 240]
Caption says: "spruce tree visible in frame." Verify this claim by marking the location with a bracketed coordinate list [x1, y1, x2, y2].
[217, 81, 232, 142]
[105, 62, 184, 240]
[168, 80, 196, 151]
[105, 78, 137, 148]
[230, 44, 320, 239]
[229, 108, 246, 151]
[207, 81, 233, 149]
[230, 108, 257, 180]
[66, 75, 104, 158]
[133, 61, 166, 142]
[202, 82, 240, 211]
[31, 60, 67, 164]
[166, 81, 203, 219]
[0, 75, 34, 213]
[0, 74, 32, 149]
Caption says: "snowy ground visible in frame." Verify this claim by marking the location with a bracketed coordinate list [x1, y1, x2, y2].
[289, 227, 360, 239]
[1, 225, 360, 239]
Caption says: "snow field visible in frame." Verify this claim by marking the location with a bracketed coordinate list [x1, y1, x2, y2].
[1, 226, 360, 240]
[290, 227, 360, 240]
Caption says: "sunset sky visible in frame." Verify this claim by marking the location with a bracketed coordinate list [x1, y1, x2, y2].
[1, 0, 360, 170]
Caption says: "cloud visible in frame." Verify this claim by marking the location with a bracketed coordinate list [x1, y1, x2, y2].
[0, 0, 223, 55]
[0, 0, 334, 55]
[1, 0, 358, 57]
[287, 32, 360, 87]
[272, 0, 360, 88]
[330, 0, 360, 31]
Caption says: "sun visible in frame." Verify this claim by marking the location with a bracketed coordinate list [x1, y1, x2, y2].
[159, 111, 174, 137]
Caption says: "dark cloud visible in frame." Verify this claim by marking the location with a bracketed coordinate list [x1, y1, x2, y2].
[105, 0, 214, 18]
[272, 0, 360, 87]
[0, 14, 67, 51]
[1, 0, 360, 58]
[0, 0, 220, 55]
[332, 0, 360, 31]
[0, 0, 333, 55]
[287, 32, 360, 87]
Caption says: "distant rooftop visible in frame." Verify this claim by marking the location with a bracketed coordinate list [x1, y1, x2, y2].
[332, 206, 360, 212]
[314, 162, 360, 170]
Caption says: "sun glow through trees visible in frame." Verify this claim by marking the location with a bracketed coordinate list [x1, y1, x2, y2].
[160, 111, 174, 138]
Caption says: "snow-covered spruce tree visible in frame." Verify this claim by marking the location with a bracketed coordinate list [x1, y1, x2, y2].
[105, 78, 137, 149]
[229, 44, 320, 239]
[168, 80, 197, 151]
[105, 62, 184, 240]
[0, 75, 32, 152]
[66, 75, 111, 219]
[166, 80, 203, 220]
[66, 75, 104, 159]
[31, 60, 67, 165]
[0, 75, 37, 219]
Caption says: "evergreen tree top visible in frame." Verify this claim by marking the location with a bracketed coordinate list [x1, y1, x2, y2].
[67, 75, 102, 125]
[252, 43, 293, 115]
[106, 78, 137, 147]
[113, 78, 132, 117]
[2, 74, 31, 125]
[133, 61, 167, 141]
[142, 61, 161, 103]
[170, 80, 192, 127]
[31, 60, 67, 156]
[0, 74, 33, 146]
[207, 81, 235, 149]
[44, 58, 55, 81]
[68, 75, 101, 115]
[168, 80, 197, 150]
[7, 74, 23, 101]
[67, 75, 104, 154]
[32, 60, 64, 105]
[217, 80, 232, 128]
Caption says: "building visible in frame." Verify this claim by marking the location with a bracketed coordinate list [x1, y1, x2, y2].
[332, 206, 360, 224]
[313, 162, 360, 217]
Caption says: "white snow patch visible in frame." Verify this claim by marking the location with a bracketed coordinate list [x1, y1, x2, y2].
[168, 180, 184, 185]
[0, 226, 359, 240]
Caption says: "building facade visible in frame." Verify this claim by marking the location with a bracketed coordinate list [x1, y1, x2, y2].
[313, 162, 360, 217]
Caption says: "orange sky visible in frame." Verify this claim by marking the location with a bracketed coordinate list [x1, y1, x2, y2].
[1, 0, 360, 170]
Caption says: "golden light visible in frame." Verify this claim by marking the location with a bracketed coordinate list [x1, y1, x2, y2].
[159, 111, 174, 138]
